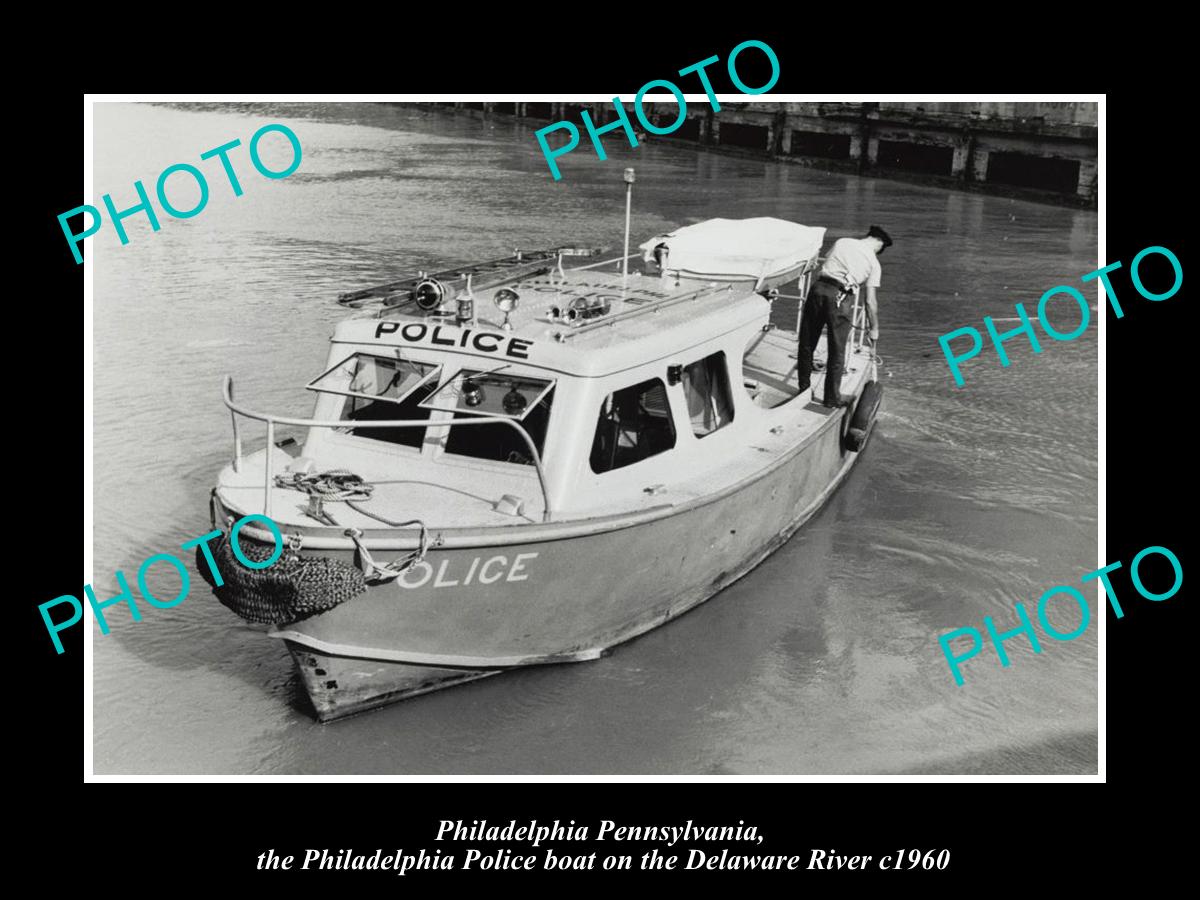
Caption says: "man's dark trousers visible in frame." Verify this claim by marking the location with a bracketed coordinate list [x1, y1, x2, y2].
[796, 278, 853, 404]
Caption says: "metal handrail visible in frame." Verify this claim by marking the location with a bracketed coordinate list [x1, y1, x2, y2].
[556, 282, 729, 339]
[222, 375, 555, 522]
[571, 252, 639, 272]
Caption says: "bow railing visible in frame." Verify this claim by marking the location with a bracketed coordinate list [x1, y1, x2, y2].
[222, 375, 554, 522]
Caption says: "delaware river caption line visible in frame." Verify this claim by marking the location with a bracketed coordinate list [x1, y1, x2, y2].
[259, 846, 948, 874]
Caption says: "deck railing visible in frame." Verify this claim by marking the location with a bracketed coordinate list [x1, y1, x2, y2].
[222, 375, 555, 523]
[780, 259, 871, 353]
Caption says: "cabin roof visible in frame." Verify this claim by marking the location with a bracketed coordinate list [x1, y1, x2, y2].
[335, 269, 768, 378]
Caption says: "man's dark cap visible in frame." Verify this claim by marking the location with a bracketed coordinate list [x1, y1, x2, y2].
[868, 224, 893, 250]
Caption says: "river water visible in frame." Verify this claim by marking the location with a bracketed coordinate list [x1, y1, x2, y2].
[91, 102, 1098, 775]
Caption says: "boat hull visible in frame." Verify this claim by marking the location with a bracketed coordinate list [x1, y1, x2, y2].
[287, 641, 499, 721]
[248, 396, 868, 719]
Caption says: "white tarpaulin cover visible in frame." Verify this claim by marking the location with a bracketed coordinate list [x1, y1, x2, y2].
[639, 217, 826, 280]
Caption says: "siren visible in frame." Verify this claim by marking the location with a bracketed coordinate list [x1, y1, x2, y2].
[561, 294, 614, 325]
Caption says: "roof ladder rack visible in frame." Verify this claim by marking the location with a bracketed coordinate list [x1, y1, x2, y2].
[553, 283, 732, 339]
[337, 247, 606, 308]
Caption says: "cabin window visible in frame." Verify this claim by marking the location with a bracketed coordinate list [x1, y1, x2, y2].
[681, 351, 734, 437]
[341, 384, 438, 448]
[308, 353, 441, 448]
[419, 369, 556, 465]
[589, 378, 676, 473]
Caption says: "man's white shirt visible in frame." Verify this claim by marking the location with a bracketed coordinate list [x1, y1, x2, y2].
[821, 237, 881, 290]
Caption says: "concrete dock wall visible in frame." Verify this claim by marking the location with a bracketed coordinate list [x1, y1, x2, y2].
[394, 101, 1098, 208]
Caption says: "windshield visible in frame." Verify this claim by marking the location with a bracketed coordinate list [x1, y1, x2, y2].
[419, 368, 555, 421]
[310, 355, 556, 465]
[307, 352, 441, 404]
[309, 352, 441, 449]
[417, 368, 556, 466]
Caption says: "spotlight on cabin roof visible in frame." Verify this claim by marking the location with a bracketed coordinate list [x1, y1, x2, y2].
[494, 288, 520, 331]
[414, 278, 448, 311]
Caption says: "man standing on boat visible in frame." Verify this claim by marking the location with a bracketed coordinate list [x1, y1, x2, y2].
[796, 225, 893, 408]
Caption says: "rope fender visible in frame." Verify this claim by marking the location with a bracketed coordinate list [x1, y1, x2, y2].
[201, 465, 432, 624]
[198, 532, 367, 626]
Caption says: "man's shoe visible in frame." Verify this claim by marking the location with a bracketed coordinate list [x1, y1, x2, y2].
[823, 396, 853, 409]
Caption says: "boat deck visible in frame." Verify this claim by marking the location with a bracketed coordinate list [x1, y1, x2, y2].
[743, 327, 806, 408]
[218, 453, 549, 528]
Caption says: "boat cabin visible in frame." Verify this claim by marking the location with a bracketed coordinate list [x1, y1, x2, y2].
[218, 220, 874, 532]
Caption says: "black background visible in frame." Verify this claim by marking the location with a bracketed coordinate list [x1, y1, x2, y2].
[24, 24, 1187, 886]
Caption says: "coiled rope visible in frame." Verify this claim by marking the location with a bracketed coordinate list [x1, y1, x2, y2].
[273, 469, 430, 585]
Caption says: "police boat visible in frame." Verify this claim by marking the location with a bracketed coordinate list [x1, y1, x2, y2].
[204, 193, 883, 721]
